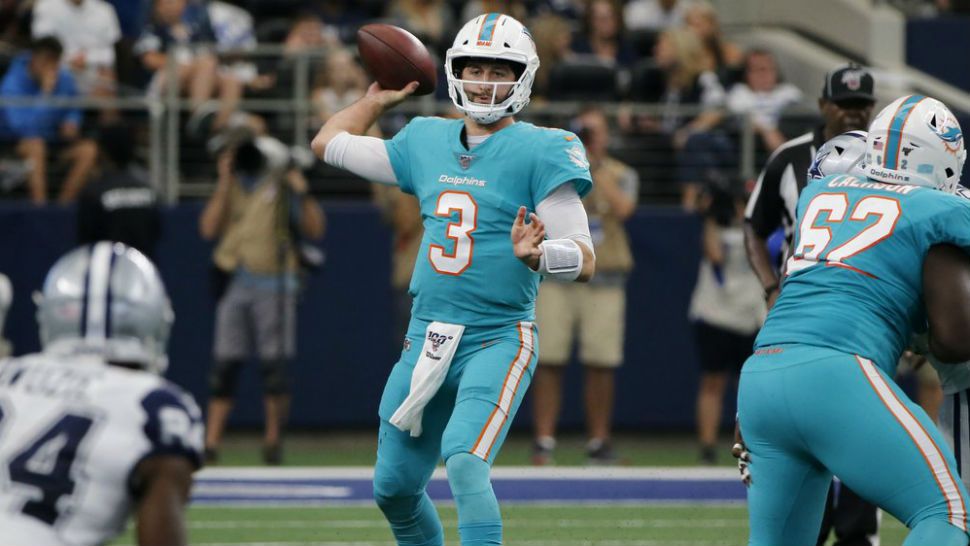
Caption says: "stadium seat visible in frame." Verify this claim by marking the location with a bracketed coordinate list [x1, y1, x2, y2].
[628, 29, 659, 59]
[628, 59, 665, 102]
[547, 58, 619, 101]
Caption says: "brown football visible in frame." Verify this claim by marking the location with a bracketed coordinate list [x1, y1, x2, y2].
[357, 24, 437, 96]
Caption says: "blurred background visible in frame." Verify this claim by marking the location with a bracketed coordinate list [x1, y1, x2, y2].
[0, 0, 967, 465]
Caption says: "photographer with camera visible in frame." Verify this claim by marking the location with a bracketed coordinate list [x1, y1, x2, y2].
[688, 176, 765, 465]
[199, 132, 325, 465]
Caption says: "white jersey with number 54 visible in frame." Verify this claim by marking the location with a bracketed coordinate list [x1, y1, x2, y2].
[0, 350, 203, 546]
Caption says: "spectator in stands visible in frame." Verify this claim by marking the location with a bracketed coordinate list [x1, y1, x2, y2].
[385, 0, 453, 55]
[199, 133, 325, 466]
[529, 13, 573, 100]
[532, 105, 638, 466]
[624, 0, 686, 32]
[0, 0, 30, 48]
[31, 0, 121, 97]
[572, 0, 636, 67]
[621, 28, 727, 210]
[634, 29, 724, 145]
[688, 179, 764, 465]
[134, 0, 243, 135]
[105, 0, 150, 39]
[283, 11, 341, 55]
[726, 49, 803, 153]
[0, 37, 98, 204]
[311, 48, 370, 124]
[207, 0, 275, 94]
[683, 0, 744, 85]
[77, 122, 160, 257]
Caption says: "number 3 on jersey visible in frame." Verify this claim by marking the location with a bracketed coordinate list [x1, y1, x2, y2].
[429, 191, 478, 275]
[787, 193, 901, 274]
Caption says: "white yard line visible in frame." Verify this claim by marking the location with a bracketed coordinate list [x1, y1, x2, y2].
[197, 466, 740, 481]
[138, 539, 736, 546]
[186, 518, 745, 530]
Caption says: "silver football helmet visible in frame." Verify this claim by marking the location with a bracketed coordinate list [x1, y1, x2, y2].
[808, 130, 868, 181]
[36, 242, 173, 374]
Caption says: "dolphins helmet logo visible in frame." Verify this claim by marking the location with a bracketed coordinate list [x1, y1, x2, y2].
[927, 112, 964, 154]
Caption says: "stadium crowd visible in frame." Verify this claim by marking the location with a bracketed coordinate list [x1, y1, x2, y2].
[0, 0, 816, 204]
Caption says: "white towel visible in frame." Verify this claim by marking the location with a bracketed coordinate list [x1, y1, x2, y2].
[389, 322, 465, 437]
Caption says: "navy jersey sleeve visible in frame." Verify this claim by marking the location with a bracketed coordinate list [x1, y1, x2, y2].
[139, 383, 204, 469]
[745, 150, 789, 238]
[385, 118, 422, 195]
[531, 129, 593, 204]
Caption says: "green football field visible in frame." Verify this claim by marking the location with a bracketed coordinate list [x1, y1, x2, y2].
[105, 432, 913, 545]
[109, 504, 910, 545]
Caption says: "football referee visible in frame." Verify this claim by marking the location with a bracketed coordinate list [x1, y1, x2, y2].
[743, 64, 879, 546]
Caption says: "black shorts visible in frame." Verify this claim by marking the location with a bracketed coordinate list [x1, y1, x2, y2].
[693, 320, 756, 374]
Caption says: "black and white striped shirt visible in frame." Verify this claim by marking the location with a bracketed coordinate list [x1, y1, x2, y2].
[744, 127, 826, 241]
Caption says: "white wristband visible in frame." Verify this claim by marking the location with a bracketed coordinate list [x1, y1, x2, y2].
[537, 239, 584, 281]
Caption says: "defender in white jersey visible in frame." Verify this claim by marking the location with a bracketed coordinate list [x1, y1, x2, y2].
[0, 242, 203, 546]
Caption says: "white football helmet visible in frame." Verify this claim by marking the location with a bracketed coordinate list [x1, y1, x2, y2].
[808, 130, 868, 181]
[865, 94, 966, 193]
[36, 242, 173, 374]
[445, 13, 540, 125]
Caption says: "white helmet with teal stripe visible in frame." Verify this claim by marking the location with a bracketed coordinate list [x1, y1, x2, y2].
[866, 94, 966, 193]
[445, 13, 539, 125]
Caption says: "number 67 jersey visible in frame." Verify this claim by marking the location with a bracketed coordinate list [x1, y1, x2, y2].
[756, 174, 970, 376]
[0, 351, 203, 546]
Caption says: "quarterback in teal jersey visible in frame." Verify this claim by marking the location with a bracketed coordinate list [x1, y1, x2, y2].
[312, 13, 595, 546]
[738, 95, 970, 546]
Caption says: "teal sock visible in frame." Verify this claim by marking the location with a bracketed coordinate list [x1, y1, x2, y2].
[446, 452, 502, 545]
[374, 491, 443, 546]
[904, 518, 968, 546]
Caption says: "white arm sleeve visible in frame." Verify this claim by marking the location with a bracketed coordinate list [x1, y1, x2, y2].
[535, 183, 594, 255]
[322, 131, 399, 186]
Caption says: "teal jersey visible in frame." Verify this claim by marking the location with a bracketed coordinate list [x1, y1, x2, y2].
[385, 117, 593, 327]
[756, 174, 970, 375]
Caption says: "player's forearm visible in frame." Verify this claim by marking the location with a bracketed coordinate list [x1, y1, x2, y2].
[311, 96, 386, 159]
[298, 195, 326, 240]
[199, 181, 231, 240]
[703, 220, 725, 265]
[743, 222, 779, 290]
[598, 178, 636, 221]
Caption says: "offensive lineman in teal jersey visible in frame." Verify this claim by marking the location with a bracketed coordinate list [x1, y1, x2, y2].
[738, 95, 970, 546]
[311, 14, 595, 546]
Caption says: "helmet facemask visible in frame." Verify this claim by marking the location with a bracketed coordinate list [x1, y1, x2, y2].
[446, 55, 534, 125]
